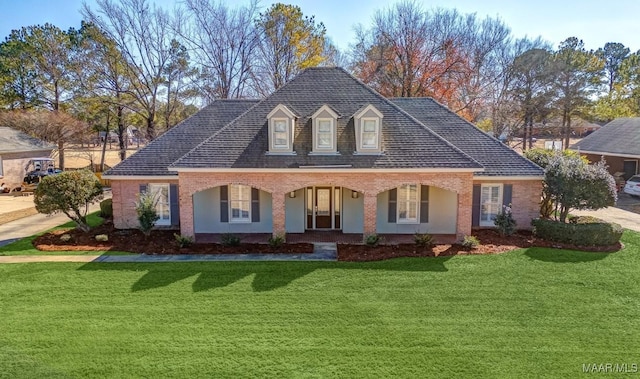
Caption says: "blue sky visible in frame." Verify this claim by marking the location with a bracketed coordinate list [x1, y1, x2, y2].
[1, 0, 640, 52]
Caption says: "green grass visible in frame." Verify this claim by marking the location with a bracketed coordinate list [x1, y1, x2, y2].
[0, 212, 131, 256]
[1, 232, 639, 378]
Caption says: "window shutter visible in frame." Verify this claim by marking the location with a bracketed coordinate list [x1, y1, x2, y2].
[251, 187, 260, 222]
[170, 184, 179, 226]
[502, 184, 513, 207]
[388, 188, 397, 223]
[220, 185, 229, 223]
[139, 184, 147, 194]
[472, 184, 481, 227]
[420, 185, 429, 223]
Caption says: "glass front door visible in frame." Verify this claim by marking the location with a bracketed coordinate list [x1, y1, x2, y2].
[306, 186, 341, 230]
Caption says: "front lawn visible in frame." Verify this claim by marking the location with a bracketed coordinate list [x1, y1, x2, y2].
[1, 231, 639, 377]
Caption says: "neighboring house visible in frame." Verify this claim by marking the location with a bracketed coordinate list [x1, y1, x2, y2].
[0, 127, 54, 189]
[103, 68, 543, 241]
[571, 117, 640, 180]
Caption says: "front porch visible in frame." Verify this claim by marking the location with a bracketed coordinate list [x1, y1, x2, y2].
[195, 231, 457, 245]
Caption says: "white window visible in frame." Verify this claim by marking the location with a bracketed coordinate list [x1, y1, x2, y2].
[272, 119, 289, 148]
[148, 183, 170, 226]
[315, 119, 334, 150]
[480, 184, 502, 226]
[361, 118, 379, 149]
[398, 184, 419, 223]
[229, 184, 251, 223]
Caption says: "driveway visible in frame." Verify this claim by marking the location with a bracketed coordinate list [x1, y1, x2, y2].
[572, 193, 640, 232]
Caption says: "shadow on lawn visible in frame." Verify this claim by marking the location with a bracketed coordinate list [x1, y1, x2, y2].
[77, 256, 453, 293]
[524, 247, 612, 263]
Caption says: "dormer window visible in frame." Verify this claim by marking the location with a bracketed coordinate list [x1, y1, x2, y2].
[354, 104, 383, 154]
[267, 104, 297, 154]
[361, 118, 379, 149]
[311, 104, 339, 154]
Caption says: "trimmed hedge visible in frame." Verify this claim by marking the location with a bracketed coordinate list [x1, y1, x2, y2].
[532, 218, 623, 246]
[100, 198, 113, 218]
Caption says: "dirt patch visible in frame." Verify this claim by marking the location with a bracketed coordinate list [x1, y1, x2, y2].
[32, 221, 621, 260]
[338, 229, 621, 262]
[33, 220, 312, 255]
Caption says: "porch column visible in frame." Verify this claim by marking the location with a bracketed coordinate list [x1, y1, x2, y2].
[363, 192, 377, 240]
[179, 190, 194, 238]
[272, 191, 286, 239]
[456, 188, 473, 241]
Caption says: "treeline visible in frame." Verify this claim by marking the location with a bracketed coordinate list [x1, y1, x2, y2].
[0, 0, 638, 168]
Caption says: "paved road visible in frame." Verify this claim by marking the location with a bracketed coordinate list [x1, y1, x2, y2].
[0, 202, 103, 247]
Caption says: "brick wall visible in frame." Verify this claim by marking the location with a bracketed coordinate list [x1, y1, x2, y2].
[473, 179, 542, 229]
[110, 172, 542, 239]
[111, 179, 179, 229]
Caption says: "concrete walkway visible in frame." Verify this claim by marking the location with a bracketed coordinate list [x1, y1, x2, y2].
[0, 201, 105, 247]
[0, 243, 338, 263]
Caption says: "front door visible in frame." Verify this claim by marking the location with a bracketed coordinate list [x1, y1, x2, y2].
[315, 187, 332, 229]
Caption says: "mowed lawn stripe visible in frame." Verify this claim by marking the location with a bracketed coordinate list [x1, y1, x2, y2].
[0, 231, 639, 378]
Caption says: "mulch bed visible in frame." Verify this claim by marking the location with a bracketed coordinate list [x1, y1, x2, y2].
[32, 220, 622, 261]
[33, 221, 312, 255]
[338, 229, 622, 262]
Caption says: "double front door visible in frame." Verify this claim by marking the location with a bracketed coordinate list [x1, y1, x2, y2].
[306, 187, 341, 230]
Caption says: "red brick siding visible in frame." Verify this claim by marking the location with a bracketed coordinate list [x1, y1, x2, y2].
[472, 179, 542, 230]
[111, 179, 179, 229]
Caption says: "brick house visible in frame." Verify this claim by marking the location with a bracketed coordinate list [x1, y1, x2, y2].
[571, 117, 640, 180]
[103, 68, 543, 242]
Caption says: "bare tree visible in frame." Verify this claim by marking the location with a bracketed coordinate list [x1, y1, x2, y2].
[82, 0, 179, 141]
[174, 0, 259, 102]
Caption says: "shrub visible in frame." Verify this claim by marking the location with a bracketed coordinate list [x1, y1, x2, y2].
[33, 170, 103, 232]
[414, 233, 434, 247]
[100, 198, 113, 218]
[532, 218, 623, 246]
[494, 204, 517, 236]
[268, 234, 285, 248]
[365, 234, 381, 246]
[135, 191, 159, 237]
[461, 235, 480, 249]
[221, 233, 241, 246]
[174, 233, 194, 248]
[543, 155, 616, 222]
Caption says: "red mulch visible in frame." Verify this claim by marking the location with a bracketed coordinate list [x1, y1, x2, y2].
[338, 229, 622, 262]
[32, 220, 621, 260]
[33, 220, 312, 255]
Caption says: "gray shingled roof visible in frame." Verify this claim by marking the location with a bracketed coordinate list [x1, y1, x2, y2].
[390, 98, 544, 177]
[571, 117, 640, 157]
[171, 67, 482, 170]
[104, 100, 258, 176]
[0, 127, 54, 154]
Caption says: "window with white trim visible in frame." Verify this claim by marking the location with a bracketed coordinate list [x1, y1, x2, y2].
[148, 183, 170, 226]
[361, 118, 379, 149]
[272, 119, 290, 148]
[397, 184, 419, 223]
[315, 118, 334, 150]
[480, 184, 502, 226]
[229, 184, 251, 222]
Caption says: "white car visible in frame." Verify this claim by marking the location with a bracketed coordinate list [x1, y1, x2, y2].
[623, 175, 640, 197]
